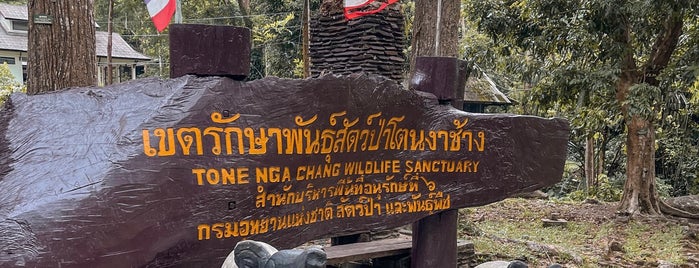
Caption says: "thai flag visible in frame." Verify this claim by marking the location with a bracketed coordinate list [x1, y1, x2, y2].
[344, 0, 399, 20]
[145, 0, 176, 32]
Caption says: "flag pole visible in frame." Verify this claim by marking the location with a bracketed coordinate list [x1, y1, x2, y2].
[175, 0, 183, 23]
[435, 0, 442, 55]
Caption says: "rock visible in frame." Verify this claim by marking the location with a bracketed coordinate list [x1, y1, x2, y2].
[608, 241, 625, 253]
[513, 190, 549, 199]
[542, 218, 568, 227]
[583, 198, 600, 204]
[474, 260, 531, 268]
[664, 195, 699, 214]
[507, 260, 529, 268]
[657, 260, 677, 268]
[681, 226, 697, 240]
[475, 260, 512, 268]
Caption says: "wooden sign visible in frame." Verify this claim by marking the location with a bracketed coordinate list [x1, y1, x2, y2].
[32, 14, 53, 25]
[0, 74, 569, 267]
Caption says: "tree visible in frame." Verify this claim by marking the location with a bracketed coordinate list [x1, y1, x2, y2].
[27, 0, 97, 94]
[465, 0, 699, 216]
[0, 63, 25, 105]
[410, 0, 460, 64]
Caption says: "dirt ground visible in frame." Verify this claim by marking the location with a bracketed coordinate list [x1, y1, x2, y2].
[460, 199, 699, 268]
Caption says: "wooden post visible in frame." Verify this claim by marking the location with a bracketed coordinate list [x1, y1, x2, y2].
[169, 24, 251, 79]
[412, 211, 457, 267]
[409, 56, 466, 268]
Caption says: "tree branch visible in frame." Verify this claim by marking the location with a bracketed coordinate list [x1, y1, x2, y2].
[642, 11, 684, 86]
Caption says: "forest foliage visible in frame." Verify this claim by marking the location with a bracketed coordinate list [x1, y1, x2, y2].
[460, 0, 699, 200]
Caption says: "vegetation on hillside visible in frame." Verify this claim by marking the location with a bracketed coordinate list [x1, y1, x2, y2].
[459, 199, 699, 267]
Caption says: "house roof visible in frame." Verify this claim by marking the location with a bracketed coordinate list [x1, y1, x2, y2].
[0, 4, 149, 61]
[463, 65, 512, 105]
[0, 27, 150, 60]
[0, 25, 27, 52]
[0, 3, 27, 21]
[96, 31, 150, 60]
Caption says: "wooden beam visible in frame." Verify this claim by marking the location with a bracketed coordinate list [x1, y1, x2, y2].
[325, 238, 412, 265]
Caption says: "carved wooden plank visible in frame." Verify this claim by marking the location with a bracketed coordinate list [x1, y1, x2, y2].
[324, 238, 475, 266]
[324, 237, 412, 265]
[0, 74, 569, 267]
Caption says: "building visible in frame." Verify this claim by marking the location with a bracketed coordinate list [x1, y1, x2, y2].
[0, 3, 150, 86]
[463, 64, 513, 113]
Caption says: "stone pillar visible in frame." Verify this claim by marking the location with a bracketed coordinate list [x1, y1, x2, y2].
[310, 1, 405, 82]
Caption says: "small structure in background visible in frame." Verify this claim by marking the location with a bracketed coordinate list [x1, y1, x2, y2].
[0, 3, 150, 86]
[462, 65, 512, 113]
[310, 0, 405, 82]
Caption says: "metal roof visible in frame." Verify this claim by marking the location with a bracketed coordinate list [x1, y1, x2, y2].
[463, 65, 512, 105]
[0, 3, 27, 21]
[95, 31, 150, 60]
[0, 26, 27, 52]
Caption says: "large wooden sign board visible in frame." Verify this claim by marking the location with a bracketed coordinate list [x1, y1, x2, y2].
[0, 74, 569, 267]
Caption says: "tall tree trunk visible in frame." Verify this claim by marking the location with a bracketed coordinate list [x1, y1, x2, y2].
[621, 114, 661, 214]
[597, 132, 605, 180]
[237, 0, 253, 29]
[615, 47, 661, 215]
[584, 135, 595, 193]
[409, 0, 460, 67]
[617, 11, 683, 215]
[27, 0, 97, 94]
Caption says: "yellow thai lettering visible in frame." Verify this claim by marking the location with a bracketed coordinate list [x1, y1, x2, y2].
[192, 167, 249, 185]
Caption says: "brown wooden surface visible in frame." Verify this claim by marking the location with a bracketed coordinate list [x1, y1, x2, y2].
[0, 74, 569, 267]
[169, 24, 251, 79]
[325, 237, 413, 265]
[412, 210, 457, 268]
[325, 237, 476, 266]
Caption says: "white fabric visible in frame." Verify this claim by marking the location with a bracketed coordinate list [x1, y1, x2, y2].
[146, 0, 171, 17]
[344, 0, 372, 8]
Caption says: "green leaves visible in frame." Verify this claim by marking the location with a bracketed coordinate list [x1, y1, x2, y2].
[462, 0, 699, 196]
[0, 63, 25, 106]
[625, 83, 661, 119]
[252, 13, 294, 44]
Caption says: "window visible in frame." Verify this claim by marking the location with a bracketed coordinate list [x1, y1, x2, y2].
[22, 64, 27, 83]
[11, 20, 28, 31]
[0, 57, 16, 64]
